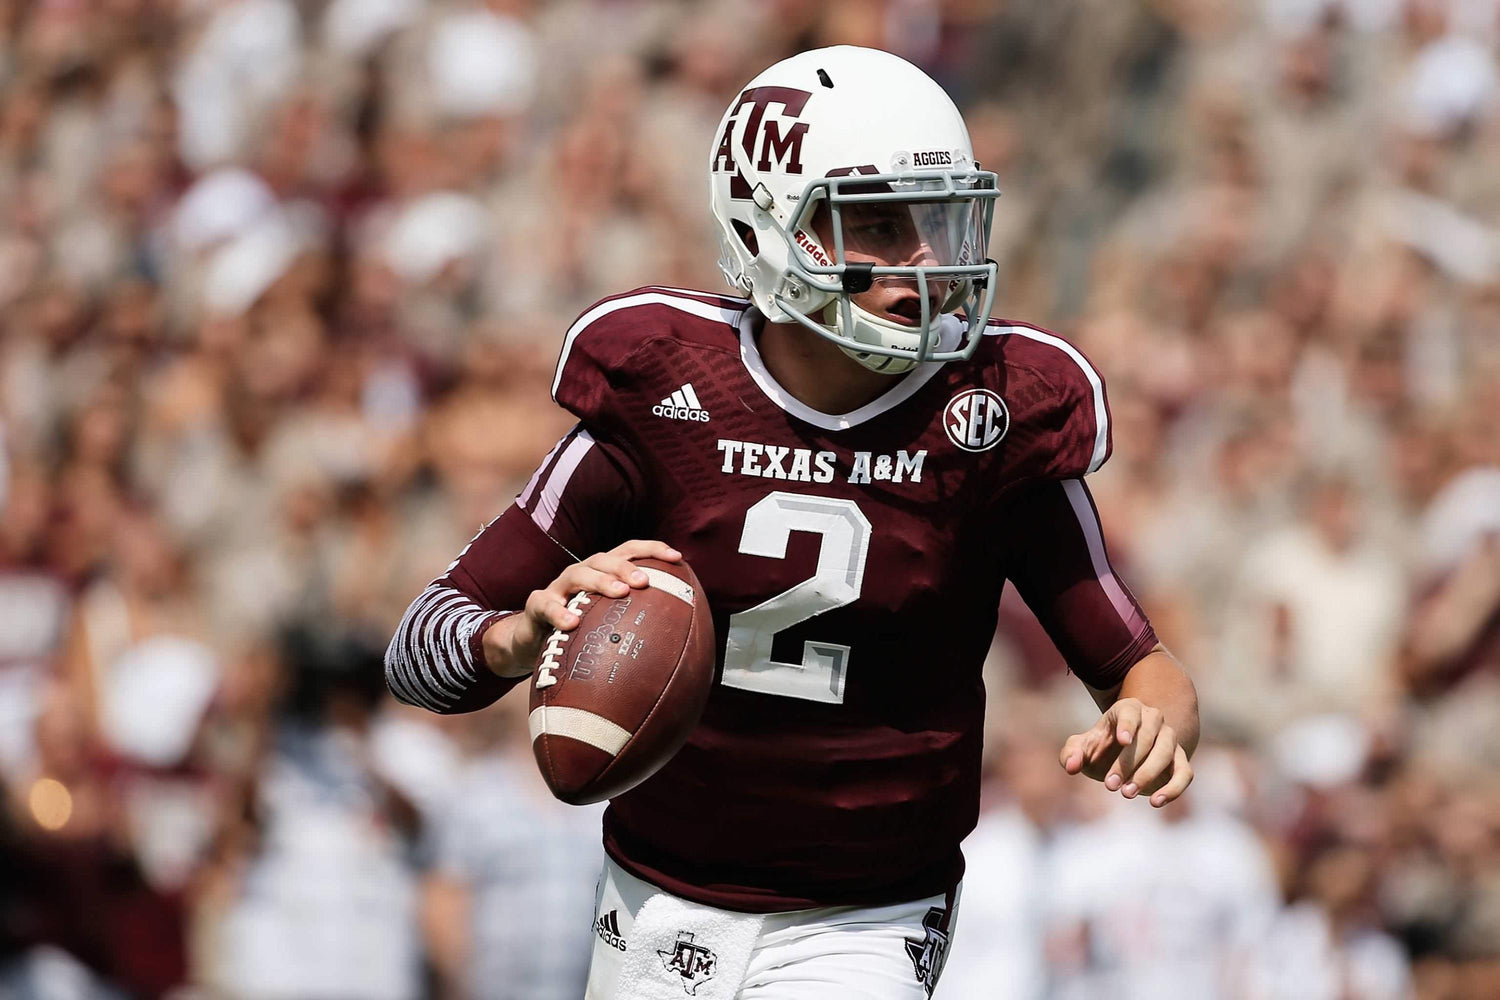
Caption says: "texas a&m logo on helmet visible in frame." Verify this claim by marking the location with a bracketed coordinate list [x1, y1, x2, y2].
[712, 87, 812, 199]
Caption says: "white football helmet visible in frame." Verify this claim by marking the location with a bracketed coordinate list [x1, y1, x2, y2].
[709, 46, 1000, 374]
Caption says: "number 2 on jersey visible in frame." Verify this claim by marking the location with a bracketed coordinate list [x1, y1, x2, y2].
[721, 492, 871, 704]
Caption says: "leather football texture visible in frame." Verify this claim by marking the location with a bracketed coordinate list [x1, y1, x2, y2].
[528, 557, 715, 805]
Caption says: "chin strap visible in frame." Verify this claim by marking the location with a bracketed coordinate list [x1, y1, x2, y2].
[823, 301, 938, 375]
[837, 344, 919, 375]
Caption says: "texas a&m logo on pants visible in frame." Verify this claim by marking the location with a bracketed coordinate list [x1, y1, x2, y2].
[904, 905, 951, 996]
[658, 930, 717, 995]
[944, 389, 1009, 452]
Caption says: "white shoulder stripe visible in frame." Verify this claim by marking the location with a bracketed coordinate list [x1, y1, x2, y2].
[987, 325, 1109, 473]
[530, 429, 596, 532]
[1061, 479, 1139, 626]
[518, 431, 573, 508]
[647, 285, 749, 305]
[552, 292, 746, 399]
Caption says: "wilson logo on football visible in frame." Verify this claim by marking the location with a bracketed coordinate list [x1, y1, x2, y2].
[653, 383, 711, 422]
[944, 389, 1009, 452]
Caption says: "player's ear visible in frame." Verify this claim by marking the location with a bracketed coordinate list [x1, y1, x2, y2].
[732, 220, 758, 256]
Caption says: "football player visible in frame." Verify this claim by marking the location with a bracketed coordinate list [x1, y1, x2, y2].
[386, 46, 1199, 1000]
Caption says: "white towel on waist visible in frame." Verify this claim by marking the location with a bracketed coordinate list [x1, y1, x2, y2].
[613, 891, 764, 999]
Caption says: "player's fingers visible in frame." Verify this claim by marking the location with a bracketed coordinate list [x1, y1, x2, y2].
[1073, 713, 1109, 760]
[570, 559, 638, 596]
[1077, 715, 1123, 780]
[1121, 726, 1176, 799]
[583, 552, 656, 590]
[1114, 707, 1163, 785]
[608, 539, 683, 564]
[526, 589, 582, 634]
[1063, 731, 1119, 782]
[1149, 747, 1194, 807]
[1110, 698, 1143, 748]
[1059, 733, 1090, 774]
[1095, 701, 1141, 789]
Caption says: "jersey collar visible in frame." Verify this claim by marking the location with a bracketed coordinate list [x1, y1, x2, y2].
[736, 309, 958, 432]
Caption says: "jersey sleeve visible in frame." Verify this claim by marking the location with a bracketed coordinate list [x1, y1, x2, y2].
[384, 426, 647, 714]
[551, 297, 657, 431]
[989, 323, 1112, 482]
[1043, 353, 1110, 480]
[998, 478, 1156, 689]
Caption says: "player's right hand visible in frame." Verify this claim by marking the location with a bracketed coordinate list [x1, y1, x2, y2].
[481, 540, 682, 678]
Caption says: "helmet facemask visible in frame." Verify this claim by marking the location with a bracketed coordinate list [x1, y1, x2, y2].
[737, 171, 1001, 375]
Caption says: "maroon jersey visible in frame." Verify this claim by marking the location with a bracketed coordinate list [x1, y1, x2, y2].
[386, 286, 1156, 912]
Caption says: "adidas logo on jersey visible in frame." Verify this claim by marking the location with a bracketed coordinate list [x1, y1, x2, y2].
[595, 909, 627, 951]
[653, 383, 710, 422]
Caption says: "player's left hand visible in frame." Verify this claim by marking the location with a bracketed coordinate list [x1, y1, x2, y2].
[1059, 698, 1193, 808]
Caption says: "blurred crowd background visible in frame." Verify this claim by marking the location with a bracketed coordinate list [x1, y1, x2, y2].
[1, 0, 1498, 997]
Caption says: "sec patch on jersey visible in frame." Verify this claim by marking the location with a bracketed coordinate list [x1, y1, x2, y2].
[529, 558, 715, 805]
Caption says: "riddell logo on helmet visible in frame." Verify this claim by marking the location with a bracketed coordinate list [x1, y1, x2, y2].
[794, 230, 831, 267]
[713, 87, 813, 199]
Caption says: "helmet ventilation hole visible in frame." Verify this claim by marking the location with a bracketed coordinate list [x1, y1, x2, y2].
[817, 68, 834, 88]
[732, 220, 758, 256]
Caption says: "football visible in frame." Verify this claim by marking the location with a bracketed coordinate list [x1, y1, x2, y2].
[528, 557, 715, 805]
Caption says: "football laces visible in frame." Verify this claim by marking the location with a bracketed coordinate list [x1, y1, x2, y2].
[535, 591, 593, 689]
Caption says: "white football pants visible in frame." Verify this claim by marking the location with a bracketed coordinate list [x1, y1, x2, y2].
[584, 857, 960, 1000]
